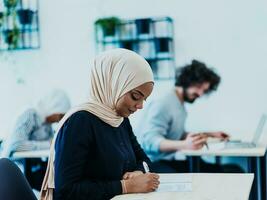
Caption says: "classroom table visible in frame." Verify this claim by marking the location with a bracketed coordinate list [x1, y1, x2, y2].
[12, 150, 50, 181]
[180, 144, 266, 200]
[112, 173, 254, 200]
[12, 150, 50, 159]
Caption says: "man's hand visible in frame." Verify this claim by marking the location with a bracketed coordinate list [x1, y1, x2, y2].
[183, 133, 208, 150]
[204, 132, 230, 141]
[122, 171, 143, 180]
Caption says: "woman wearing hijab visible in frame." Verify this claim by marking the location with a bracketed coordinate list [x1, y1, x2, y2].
[40, 49, 160, 200]
[1, 89, 71, 190]
[1, 89, 71, 158]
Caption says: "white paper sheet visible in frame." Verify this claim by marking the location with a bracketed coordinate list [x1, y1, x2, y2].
[156, 174, 193, 192]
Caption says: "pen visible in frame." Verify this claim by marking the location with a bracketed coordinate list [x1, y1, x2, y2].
[200, 133, 209, 150]
[204, 142, 209, 150]
[142, 161, 150, 173]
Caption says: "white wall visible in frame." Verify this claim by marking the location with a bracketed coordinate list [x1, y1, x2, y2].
[0, 0, 267, 140]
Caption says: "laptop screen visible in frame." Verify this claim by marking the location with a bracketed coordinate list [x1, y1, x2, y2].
[252, 114, 267, 144]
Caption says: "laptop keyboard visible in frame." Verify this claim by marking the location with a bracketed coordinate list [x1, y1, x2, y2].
[225, 142, 256, 149]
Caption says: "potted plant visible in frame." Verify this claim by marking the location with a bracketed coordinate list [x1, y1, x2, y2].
[4, 27, 20, 49]
[17, 9, 34, 25]
[4, 0, 18, 9]
[95, 17, 121, 37]
[135, 18, 151, 35]
[120, 40, 134, 51]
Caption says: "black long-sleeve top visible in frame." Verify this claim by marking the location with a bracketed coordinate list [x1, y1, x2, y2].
[54, 111, 151, 200]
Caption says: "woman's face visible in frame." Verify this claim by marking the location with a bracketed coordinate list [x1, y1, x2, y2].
[115, 82, 153, 117]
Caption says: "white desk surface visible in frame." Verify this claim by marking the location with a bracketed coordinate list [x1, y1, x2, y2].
[12, 149, 50, 159]
[179, 143, 267, 157]
[112, 173, 254, 200]
[11, 144, 266, 158]
[11, 146, 266, 158]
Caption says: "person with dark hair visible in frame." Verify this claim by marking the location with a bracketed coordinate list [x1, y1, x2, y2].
[139, 60, 242, 173]
[175, 60, 221, 101]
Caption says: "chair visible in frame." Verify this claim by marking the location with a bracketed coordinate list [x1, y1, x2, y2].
[0, 158, 37, 200]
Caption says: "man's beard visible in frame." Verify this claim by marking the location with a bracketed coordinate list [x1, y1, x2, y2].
[183, 89, 199, 103]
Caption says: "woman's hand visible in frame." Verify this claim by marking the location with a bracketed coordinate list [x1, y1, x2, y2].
[122, 171, 143, 180]
[124, 173, 160, 193]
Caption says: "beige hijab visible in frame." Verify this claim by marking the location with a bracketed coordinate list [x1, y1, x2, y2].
[39, 48, 154, 200]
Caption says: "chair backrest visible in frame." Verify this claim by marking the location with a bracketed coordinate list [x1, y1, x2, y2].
[0, 158, 37, 200]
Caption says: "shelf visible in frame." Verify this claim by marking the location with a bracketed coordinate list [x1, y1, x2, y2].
[118, 16, 173, 25]
[145, 57, 174, 61]
[2, 46, 40, 51]
[0, 0, 40, 51]
[95, 16, 175, 80]
[96, 36, 173, 44]
[2, 28, 39, 32]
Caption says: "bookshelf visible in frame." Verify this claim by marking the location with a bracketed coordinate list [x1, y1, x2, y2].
[95, 16, 175, 80]
[0, 0, 40, 51]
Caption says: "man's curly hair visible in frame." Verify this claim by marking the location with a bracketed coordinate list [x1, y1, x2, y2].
[175, 60, 221, 94]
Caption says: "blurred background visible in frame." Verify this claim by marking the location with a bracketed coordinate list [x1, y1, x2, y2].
[0, 0, 267, 144]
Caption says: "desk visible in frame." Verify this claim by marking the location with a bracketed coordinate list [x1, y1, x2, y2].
[180, 144, 266, 200]
[12, 150, 50, 182]
[12, 150, 50, 159]
[112, 173, 254, 200]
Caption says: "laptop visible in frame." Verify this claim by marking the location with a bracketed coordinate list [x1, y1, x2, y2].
[224, 114, 267, 148]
